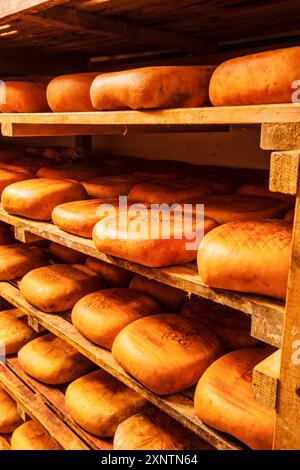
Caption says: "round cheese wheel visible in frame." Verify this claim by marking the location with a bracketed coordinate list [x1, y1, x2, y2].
[194, 349, 276, 450]
[1, 178, 87, 220]
[49, 242, 86, 264]
[0, 308, 36, 354]
[284, 208, 294, 223]
[129, 274, 186, 311]
[90, 66, 214, 110]
[20, 264, 105, 313]
[113, 408, 212, 450]
[198, 220, 292, 300]
[209, 45, 300, 106]
[236, 183, 295, 205]
[181, 297, 259, 350]
[0, 386, 23, 433]
[85, 257, 132, 287]
[0, 245, 48, 280]
[81, 174, 144, 199]
[0, 81, 49, 113]
[112, 313, 224, 395]
[0, 158, 44, 175]
[11, 420, 63, 450]
[72, 288, 162, 350]
[47, 73, 99, 112]
[0, 222, 14, 245]
[18, 334, 94, 384]
[65, 370, 147, 437]
[0, 169, 33, 197]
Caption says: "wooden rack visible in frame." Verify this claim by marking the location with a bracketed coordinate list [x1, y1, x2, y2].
[0, 0, 299, 451]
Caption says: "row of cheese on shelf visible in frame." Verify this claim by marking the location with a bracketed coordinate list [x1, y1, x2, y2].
[1, 44, 300, 113]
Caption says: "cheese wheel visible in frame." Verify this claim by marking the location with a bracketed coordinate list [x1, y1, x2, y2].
[0, 169, 33, 197]
[0, 146, 27, 162]
[194, 349, 276, 449]
[112, 314, 224, 395]
[18, 334, 94, 385]
[0, 386, 23, 433]
[1, 178, 87, 220]
[65, 370, 147, 437]
[72, 288, 162, 350]
[0, 81, 49, 113]
[209, 46, 300, 106]
[85, 257, 132, 287]
[129, 274, 186, 311]
[90, 66, 214, 110]
[0, 245, 48, 280]
[0, 222, 13, 245]
[20, 264, 105, 313]
[128, 179, 212, 204]
[198, 220, 292, 300]
[184, 175, 237, 195]
[0, 158, 44, 175]
[181, 297, 259, 350]
[11, 420, 62, 450]
[49, 242, 87, 264]
[52, 198, 118, 238]
[0, 308, 36, 354]
[93, 209, 218, 267]
[284, 208, 294, 223]
[237, 183, 295, 205]
[47, 73, 99, 112]
[81, 175, 145, 199]
[37, 164, 101, 181]
[114, 408, 212, 450]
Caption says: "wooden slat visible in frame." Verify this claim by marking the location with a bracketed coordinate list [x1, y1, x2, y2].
[0, 0, 69, 22]
[0, 206, 284, 347]
[269, 151, 300, 195]
[261, 124, 300, 151]
[0, 281, 243, 451]
[6, 357, 112, 450]
[0, 363, 89, 450]
[252, 349, 281, 410]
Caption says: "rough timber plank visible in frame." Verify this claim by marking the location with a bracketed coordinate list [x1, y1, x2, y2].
[0, 281, 243, 451]
[252, 349, 281, 410]
[0, 206, 284, 347]
[0, 1, 68, 22]
[269, 151, 300, 195]
[261, 123, 300, 151]
[6, 357, 112, 450]
[0, 363, 89, 450]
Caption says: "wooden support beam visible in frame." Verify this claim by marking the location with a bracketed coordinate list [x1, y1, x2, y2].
[269, 151, 300, 195]
[261, 123, 300, 151]
[252, 349, 281, 409]
[0, 0, 68, 22]
[14, 226, 43, 244]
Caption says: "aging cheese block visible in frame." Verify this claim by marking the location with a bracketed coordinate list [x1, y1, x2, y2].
[113, 408, 212, 450]
[72, 288, 162, 350]
[112, 314, 224, 395]
[181, 297, 259, 350]
[194, 349, 276, 450]
[198, 220, 292, 300]
[0, 81, 49, 113]
[0, 222, 13, 245]
[0, 386, 23, 433]
[47, 73, 99, 112]
[85, 257, 133, 287]
[237, 183, 295, 205]
[11, 420, 63, 450]
[209, 45, 300, 106]
[90, 66, 214, 110]
[284, 208, 294, 223]
[0, 245, 48, 280]
[93, 209, 218, 267]
[20, 264, 105, 313]
[129, 274, 186, 312]
[128, 179, 212, 204]
[0, 169, 33, 196]
[183, 174, 236, 195]
[65, 370, 147, 437]
[18, 334, 94, 384]
[1, 178, 87, 220]
[81, 174, 145, 199]
[49, 242, 87, 264]
[0, 308, 36, 354]
[37, 164, 101, 181]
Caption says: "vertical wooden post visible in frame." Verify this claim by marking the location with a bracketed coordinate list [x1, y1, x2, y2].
[76, 135, 92, 160]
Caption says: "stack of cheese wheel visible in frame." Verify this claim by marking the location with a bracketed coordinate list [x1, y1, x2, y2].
[85, 257, 133, 287]
[1, 178, 87, 220]
[0, 386, 23, 434]
[114, 408, 212, 450]
[194, 348, 276, 449]
[72, 288, 162, 350]
[0, 245, 48, 280]
[112, 314, 224, 394]
[65, 369, 147, 437]
[20, 264, 105, 312]
[198, 220, 292, 300]
[11, 421, 62, 450]
[18, 334, 94, 385]
[0, 309, 36, 354]
[0, 79, 50, 113]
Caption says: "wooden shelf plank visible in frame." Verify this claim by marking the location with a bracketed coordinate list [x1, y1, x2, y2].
[252, 349, 281, 410]
[0, 206, 284, 347]
[0, 1, 67, 22]
[0, 281, 243, 451]
[0, 363, 89, 450]
[6, 357, 112, 451]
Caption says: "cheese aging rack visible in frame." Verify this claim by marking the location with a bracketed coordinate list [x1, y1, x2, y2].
[0, 0, 299, 451]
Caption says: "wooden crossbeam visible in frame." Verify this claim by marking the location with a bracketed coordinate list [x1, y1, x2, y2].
[252, 349, 281, 409]
[0, 0, 68, 22]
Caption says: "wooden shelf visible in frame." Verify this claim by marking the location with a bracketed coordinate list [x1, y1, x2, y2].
[0, 206, 284, 347]
[0, 281, 244, 451]
[0, 362, 89, 450]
